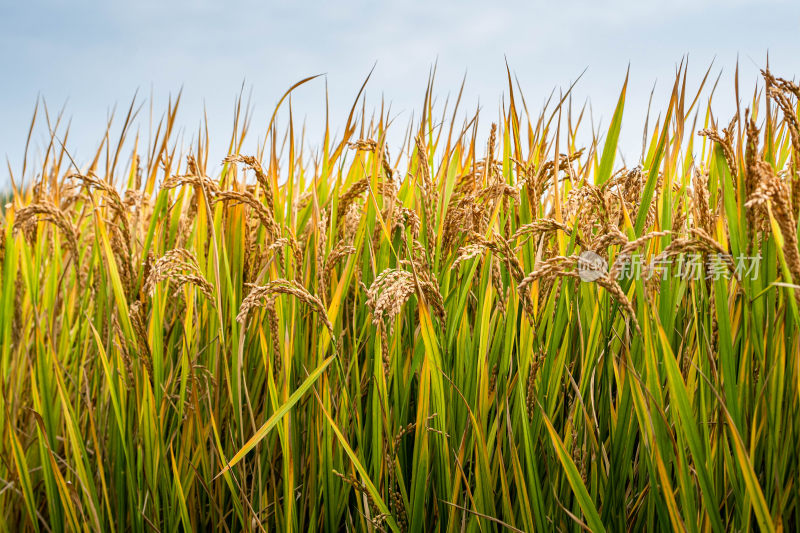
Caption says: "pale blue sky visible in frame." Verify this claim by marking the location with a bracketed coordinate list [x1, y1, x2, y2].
[1, 0, 798, 186]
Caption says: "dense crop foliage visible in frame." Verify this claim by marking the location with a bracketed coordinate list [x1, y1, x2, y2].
[1, 65, 800, 532]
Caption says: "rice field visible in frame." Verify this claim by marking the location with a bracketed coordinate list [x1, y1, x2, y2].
[1, 64, 799, 532]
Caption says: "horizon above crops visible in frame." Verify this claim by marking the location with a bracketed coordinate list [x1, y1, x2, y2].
[2, 0, 799, 187]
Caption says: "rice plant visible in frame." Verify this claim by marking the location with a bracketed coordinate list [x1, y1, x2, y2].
[1, 63, 799, 532]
